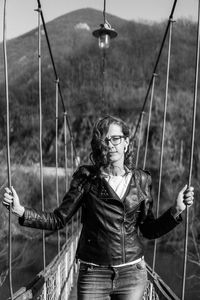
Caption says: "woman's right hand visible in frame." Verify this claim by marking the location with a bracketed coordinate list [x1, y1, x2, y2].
[3, 186, 25, 217]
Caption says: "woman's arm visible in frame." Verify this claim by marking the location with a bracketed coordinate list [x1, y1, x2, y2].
[138, 170, 194, 239]
[3, 166, 91, 231]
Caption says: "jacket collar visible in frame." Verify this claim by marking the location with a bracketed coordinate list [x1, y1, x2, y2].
[100, 174, 132, 203]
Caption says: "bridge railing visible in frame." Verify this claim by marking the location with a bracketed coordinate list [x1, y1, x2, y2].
[144, 264, 180, 300]
[12, 210, 81, 300]
[10, 206, 181, 300]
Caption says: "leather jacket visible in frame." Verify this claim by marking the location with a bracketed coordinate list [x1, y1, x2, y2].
[19, 165, 182, 266]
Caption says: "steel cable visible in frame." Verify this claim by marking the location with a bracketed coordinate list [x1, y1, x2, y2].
[3, 0, 14, 298]
[64, 112, 69, 193]
[181, 0, 200, 298]
[64, 112, 69, 243]
[143, 74, 157, 170]
[36, 0, 77, 161]
[101, 49, 106, 114]
[55, 79, 61, 254]
[152, 18, 174, 275]
[36, 5, 46, 270]
[103, 0, 106, 24]
[132, 0, 178, 140]
[135, 112, 145, 168]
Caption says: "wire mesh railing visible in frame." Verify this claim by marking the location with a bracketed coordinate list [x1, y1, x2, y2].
[11, 225, 181, 300]
[12, 210, 81, 300]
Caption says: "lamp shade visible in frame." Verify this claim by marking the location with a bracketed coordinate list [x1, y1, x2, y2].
[92, 23, 117, 49]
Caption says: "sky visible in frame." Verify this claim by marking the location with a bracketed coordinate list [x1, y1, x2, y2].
[0, 0, 198, 42]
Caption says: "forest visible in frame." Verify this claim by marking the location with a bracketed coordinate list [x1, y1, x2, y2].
[0, 8, 200, 298]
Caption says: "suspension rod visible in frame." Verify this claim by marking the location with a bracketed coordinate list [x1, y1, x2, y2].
[103, 0, 106, 24]
[143, 74, 157, 170]
[3, 0, 13, 298]
[152, 18, 174, 274]
[64, 112, 69, 192]
[36, 5, 46, 270]
[101, 49, 106, 114]
[181, 0, 200, 298]
[55, 79, 61, 254]
[64, 112, 69, 242]
[132, 0, 178, 140]
[36, 0, 78, 161]
[135, 112, 145, 168]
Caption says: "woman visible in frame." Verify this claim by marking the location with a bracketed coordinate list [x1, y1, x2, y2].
[3, 115, 194, 300]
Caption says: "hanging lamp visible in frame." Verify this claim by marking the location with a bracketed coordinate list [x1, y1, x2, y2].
[92, 0, 117, 49]
[93, 22, 117, 49]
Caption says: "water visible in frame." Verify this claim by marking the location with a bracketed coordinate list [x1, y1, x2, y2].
[0, 238, 58, 300]
[1, 240, 200, 300]
[145, 243, 200, 300]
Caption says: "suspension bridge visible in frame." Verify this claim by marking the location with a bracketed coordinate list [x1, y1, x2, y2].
[1, 0, 200, 299]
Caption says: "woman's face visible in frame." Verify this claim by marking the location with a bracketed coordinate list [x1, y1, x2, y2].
[105, 123, 129, 165]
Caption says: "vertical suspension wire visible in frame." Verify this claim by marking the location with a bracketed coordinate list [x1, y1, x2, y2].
[152, 18, 174, 274]
[132, 0, 178, 142]
[36, 4, 46, 270]
[101, 0, 109, 115]
[135, 112, 145, 169]
[71, 138, 74, 241]
[64, 112, 68, 193]
[143, 74, 157, 170]
[103, 0, 106, 24]
[55, 79, 61, 254]
[101, 49, 106, 114]
[36, 0, 78, 163]
[64, 112, 69, 242]
[181, 0, 200, 298]
[3, 0, 13, 298]
[71, 138, 74, 173]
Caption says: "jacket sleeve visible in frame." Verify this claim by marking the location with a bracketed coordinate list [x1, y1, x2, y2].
[138, 170, 182, 239]
[18, 166, 90, 231]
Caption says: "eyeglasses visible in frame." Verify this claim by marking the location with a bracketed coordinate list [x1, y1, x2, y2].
[103, 135, 125, 146]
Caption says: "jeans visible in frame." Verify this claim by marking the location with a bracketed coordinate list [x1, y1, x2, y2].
[77, 258, 148, 300]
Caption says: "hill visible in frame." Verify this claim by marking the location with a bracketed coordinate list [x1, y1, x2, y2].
[0, 8, 199, 178]
[0, 8, 128, 84]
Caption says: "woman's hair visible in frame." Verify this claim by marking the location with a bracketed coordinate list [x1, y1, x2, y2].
[90, 115, 135, 170]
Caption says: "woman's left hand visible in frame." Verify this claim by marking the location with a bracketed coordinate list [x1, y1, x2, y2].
[172, 185, 194, 217]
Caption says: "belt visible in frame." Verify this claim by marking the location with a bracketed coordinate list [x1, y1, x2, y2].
[79, 256, 144, 268]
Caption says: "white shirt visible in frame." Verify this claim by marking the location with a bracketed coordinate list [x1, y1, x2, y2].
[103, 172, 132, 199]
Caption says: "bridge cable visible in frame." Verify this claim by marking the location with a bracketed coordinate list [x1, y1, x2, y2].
[135, 112, 145, 168]
[181, 0, 200, 298]
[103, 0, 107, 111]
[35, 5, 46, 270]
[98, 0, 114, 115]
[132, 0, 178, 140]
[100, 0, 107, 115]
[36, 0, 78, 162]
[101, 49, 106, 114]
[143, 73, 157, 170]
[103, 0, 106, 24]
[55, 79, 61, 254]
[71, 139, 74, 248]
[152, 17, 174, 275]
[64, 113, 69, 193]
[64, 112, 69, 242]
[36, 0, 79, 253]
[3, 0, 14, 298]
